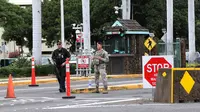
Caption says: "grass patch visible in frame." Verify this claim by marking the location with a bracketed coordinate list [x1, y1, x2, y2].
[186, 63, 200, 67]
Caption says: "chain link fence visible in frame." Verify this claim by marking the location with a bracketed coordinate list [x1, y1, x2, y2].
[157, 38, 181, 67]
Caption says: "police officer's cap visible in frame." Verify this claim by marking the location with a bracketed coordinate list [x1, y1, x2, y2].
[57, 41, 62, 45]
[97, 41, 103, 45]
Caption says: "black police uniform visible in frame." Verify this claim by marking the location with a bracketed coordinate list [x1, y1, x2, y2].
[52, 48, 70, 92]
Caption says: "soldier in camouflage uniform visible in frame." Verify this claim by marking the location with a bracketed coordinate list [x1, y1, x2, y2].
[92, 41, 109, 94]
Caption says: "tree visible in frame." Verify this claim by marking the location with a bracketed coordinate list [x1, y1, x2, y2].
[90, 0, 120, 42]
[1, 0, 200, 53]
[0, 0, 32, 53]
[42, 0, 120, 52]
[132, 0, 200, 51]
[42, 0, 83, 51]
[195, 0, 200, 51]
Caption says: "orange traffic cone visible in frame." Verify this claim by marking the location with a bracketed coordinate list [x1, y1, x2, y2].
[5, 74, 16, 98]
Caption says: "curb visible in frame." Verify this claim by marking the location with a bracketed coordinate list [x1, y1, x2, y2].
[0, 79, 57, 86]
[71, 83, 143, 94]
[0, 74, 142, 86]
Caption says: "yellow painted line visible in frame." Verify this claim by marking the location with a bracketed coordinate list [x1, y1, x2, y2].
[71, 83, 143, 94]
[173, 68, 200, 70]
[0, 79, 58, 86]
[71, 74, 142, 81]
[0, 74, 142, 86]
[107, 74, 142, 79]
[171, 68, 174, 103]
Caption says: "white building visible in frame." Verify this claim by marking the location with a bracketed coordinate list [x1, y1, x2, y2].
[8, 0, 32, 5]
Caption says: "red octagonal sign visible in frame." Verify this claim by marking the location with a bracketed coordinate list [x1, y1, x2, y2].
[144, 57, 172, 87]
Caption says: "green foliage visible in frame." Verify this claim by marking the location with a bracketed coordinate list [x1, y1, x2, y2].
[1, 0, 200, 52]
[0, 0, 32, 52]
[186, 63, 200, 68]
[42, 0, 120, 51]
[10, 57, 31, 68]
[35, 65, 54, 76]
[70, 63, 76, 74]
[0, 65, 55, 78]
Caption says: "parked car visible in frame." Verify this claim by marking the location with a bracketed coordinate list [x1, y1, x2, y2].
[0, 58, 17, 67]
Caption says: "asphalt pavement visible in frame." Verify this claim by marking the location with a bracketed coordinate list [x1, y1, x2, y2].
[1, 85, 200, 112]
[1, 74, 200, 112]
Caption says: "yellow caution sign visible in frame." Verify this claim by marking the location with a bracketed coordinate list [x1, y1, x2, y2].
[144, 37, 156, 51]
[180, 71, 195, 94]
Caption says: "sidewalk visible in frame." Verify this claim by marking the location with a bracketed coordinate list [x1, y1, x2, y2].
[0, 74, 143, 93]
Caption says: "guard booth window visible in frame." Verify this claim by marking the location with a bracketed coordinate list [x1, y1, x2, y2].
[105, 36, 130, 54]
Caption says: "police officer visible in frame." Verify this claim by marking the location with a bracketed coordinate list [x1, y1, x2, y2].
[52, 41, 70, 93]
[92, 41, 109, 94]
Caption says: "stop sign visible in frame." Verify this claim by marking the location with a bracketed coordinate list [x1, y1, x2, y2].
[143, 56, 173, 88]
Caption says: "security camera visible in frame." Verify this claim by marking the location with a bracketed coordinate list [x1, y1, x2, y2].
[115, 10, 119, 14]
[114, 6, 119, 10]
[72, 23, 76, 27]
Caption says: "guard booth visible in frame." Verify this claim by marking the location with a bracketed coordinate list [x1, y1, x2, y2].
[104, 19, 150, 74]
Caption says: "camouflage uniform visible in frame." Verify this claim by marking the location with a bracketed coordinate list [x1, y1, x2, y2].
[93, 49, 109, 93]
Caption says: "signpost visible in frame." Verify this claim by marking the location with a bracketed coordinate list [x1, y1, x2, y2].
[142, 56, 174, 88]
[78, 56, 89, 68]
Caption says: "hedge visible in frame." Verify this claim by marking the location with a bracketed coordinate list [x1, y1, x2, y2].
[0, 64, 93, 78]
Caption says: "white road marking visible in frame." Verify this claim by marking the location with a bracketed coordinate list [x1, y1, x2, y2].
[77, 98, 135, 100]
[44, 98, 142, 109]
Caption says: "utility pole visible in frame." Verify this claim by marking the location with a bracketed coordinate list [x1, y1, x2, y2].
[82, 0, 91, 52]
[166, 0, 173, 55]
[188, 0, 196, 63]
[32, 0, 42, 65]
[60, 0, 65, 48]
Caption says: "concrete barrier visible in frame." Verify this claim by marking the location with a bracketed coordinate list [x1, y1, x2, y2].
[154, 68, 200, 103]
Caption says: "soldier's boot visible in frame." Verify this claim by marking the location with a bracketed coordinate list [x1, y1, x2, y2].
[92, 86, 100, 93]
[102, 87, 108, 94]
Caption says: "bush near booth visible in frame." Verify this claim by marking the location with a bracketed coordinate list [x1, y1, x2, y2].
[0, 57, 94, 78]
[0, 65, 54, 78]
[0, 64, 93, 78]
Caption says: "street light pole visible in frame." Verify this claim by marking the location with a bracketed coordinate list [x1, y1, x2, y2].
[60, 0, 65, 48]
[188, 0, 196, 63]
[122, 0, 131, 19]
[32, 0, 42, 65]
[166, 0, 173, 55]
[82, 0, 91, 53]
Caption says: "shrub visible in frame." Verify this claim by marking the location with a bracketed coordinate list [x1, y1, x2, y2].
[186, 63, 200, 68]
[35, 65, 54, 76]
[10, 57, 31, 68]
[0, 65, 55, 78]
[0, 57, 94, 78]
